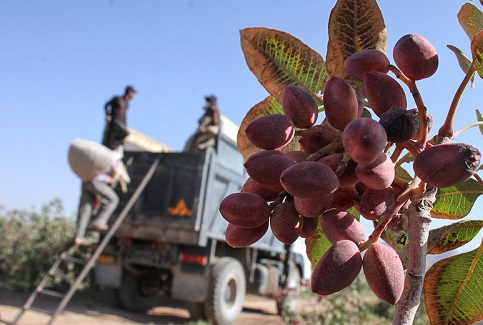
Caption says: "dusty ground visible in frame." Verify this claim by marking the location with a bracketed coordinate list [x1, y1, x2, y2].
[0, 287, 290, 325]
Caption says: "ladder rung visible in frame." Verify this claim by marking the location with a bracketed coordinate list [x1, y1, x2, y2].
[29, 306, 53, 315]
[38, 289, 66, 299]
[61, 255, 86, 264]
[48, 270, 71, 281]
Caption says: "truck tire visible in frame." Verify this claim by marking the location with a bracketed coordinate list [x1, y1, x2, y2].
[276, 267, 301, 315]
[118, 270, 158, 312]
[204, 257, 246, 325]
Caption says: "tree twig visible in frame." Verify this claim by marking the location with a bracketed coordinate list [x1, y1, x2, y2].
[437, 64, 477, 143]
[388, 65, 429, 150]
[453, 121, 483, 139]
[359, 177, 423, 252]
[305, 140, 343, 161]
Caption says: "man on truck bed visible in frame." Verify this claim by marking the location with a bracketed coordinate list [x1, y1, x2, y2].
[183, 95, 221, 152]
[102, 85, 137, 151]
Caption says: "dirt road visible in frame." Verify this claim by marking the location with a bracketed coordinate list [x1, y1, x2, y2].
[0, 288, 288, 325]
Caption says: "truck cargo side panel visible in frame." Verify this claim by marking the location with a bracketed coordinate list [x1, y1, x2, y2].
[113, 151, 206, 245]
[199, 169, 243, 246]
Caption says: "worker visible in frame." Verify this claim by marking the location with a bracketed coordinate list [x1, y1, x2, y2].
[68, 138, 130, 246]
[102, 85, 137, 151]
[74, 160, 122, 246]
[184, 95, 221, 152]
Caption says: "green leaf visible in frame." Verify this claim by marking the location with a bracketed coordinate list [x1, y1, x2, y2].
[431, 178, 483, 220]
[381, 225, 409, 252]
[326, 0, 386, 90]
[395, 165, 413, 184]
[458, 3, 483, 41]
[361, 107, 372, 118]
[424, 243, 483, 325]
[236, 96, 301, 160]
[427, 220, 483, 254]
[476, 109, 483, 136]
[471, 30, 483, 79]
[239, 27, 327, 105]
[305, 225, 332, 268]
[347, 206, 360, 221]
[447, 45, 476, 87]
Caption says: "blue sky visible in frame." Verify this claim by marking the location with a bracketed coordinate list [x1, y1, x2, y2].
[1, 1, 482, 250]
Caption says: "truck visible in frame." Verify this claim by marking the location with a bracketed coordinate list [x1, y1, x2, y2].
[95, 116, 306, 325]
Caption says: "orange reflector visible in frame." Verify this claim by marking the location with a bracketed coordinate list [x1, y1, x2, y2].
[180, 253, 208, 265]
[97, 255, 116, 264]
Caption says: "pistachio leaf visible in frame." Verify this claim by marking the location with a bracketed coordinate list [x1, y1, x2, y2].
[447, 45, 476, 87]
[427, 220, 483, 254]
[476, 109, 483, 136]
[326, 0, 387, 86]
[382, 226, 409, 252]
[457, 3, 483, 41]
[236, 96, 300, 160]
[347, 206, 360, 221]
[431, 178, 483, 219]
[471, 30, 483, 79]
[240, 27, 327, 104]
[305, 225, 332, 268]
[424, 243, 483, 325]
[395, 165, 413, 184]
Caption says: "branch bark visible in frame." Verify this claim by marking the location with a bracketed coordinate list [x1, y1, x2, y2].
[393, 187, 437, 325]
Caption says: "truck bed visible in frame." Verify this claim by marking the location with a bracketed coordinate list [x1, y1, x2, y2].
[111, 131, 285, 255]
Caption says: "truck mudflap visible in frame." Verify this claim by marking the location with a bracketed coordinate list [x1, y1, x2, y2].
[96, 253, 122, 288]
[171, 258, 211, 302]
[169, 246, 213, 302]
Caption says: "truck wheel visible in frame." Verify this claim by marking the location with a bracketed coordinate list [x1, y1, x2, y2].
[118, 270, 158, 312]
[276, 267, 301, 315]
[204, 257, 246, 325]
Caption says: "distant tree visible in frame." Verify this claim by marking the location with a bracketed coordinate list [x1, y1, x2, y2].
[0, 198, 76, 290]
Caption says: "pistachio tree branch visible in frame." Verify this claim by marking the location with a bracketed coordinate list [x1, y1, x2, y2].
[394, 151, 413, 169]
[393, 187, 437, 325]
[390, 145, 405, 163]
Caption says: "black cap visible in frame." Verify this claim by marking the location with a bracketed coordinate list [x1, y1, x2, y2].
[205, 95, 216, 103]
[125, 85, 136, 94]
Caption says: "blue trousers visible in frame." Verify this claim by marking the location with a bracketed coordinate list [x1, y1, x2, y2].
[76, 179, 119, 239]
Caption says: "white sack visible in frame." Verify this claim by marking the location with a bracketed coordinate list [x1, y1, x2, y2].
[68, 138, 123, 181]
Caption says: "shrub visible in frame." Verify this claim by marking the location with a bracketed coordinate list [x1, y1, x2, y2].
[0, 199, 80, 291]
[281, 275, 430, 325]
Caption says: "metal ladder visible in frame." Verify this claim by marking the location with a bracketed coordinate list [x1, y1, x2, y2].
[9, 157, 160, 325]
